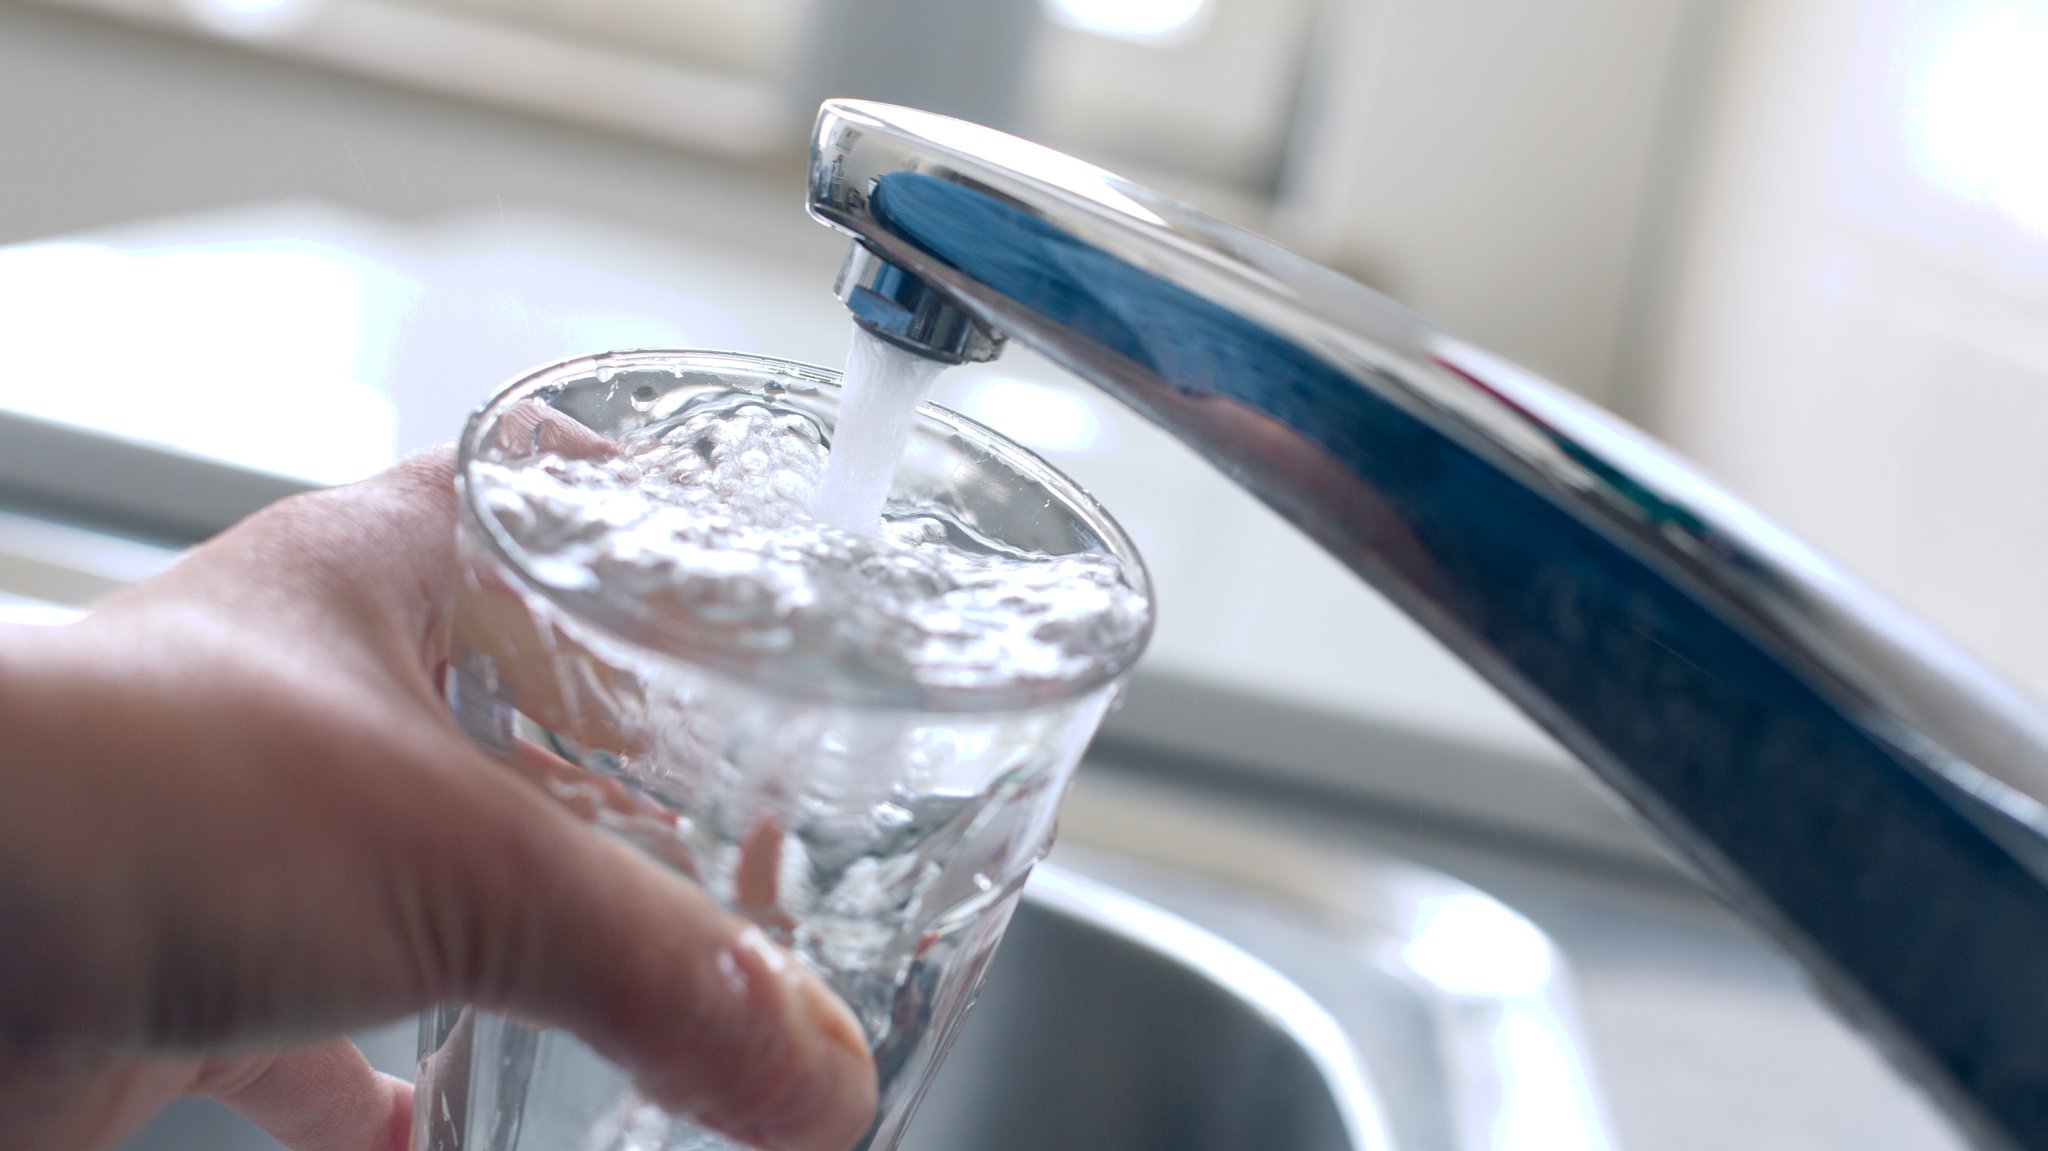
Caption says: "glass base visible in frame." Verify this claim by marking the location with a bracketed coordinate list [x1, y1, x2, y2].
[416, 886, 1027, 1151]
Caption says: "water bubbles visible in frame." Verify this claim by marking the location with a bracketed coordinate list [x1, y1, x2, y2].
[629, 383, 659, 411]
[474, 391, 1149, 696]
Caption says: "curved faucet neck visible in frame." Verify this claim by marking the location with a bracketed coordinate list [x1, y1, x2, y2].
[806, 97, 2048, 1151]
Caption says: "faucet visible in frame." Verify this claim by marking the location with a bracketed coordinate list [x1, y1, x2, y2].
[806, 99, 2048, 1151]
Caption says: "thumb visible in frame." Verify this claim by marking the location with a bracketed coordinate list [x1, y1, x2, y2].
[409, 763, 877, 1151]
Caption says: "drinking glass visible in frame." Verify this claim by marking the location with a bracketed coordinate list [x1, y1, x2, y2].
[414, 349, 1152, 1151]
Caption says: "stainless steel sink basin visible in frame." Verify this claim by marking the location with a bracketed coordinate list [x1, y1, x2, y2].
[904, 868, 1382, 1151]
[118, 868, 1382, 1151]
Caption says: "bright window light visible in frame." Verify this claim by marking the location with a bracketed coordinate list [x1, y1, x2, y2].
[1911, 5, 2048, 237]
[956, 376, 1105, 454]
[1044, 0, 1207, 42]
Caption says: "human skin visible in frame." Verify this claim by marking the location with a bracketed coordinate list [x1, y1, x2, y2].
[0, 450, 877, 1151]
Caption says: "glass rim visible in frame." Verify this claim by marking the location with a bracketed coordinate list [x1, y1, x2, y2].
[456, 347, 1154, 714]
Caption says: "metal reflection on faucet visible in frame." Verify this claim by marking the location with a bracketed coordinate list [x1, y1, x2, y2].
[1402, 894, 1553, 1002]
[806, 98, 2048, 1151]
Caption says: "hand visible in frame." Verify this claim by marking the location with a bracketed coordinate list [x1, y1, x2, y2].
[0, 450, 877, 1151]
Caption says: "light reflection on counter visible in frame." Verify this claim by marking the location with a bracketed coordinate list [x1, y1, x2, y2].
[0, 203, 777, 486]
[0, 235, 398, 483]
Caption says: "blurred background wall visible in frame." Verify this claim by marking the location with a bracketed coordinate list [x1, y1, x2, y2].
[3, 0, 2047, 712]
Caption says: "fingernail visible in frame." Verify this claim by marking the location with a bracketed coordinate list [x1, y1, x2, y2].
[679, 928, 877, 1151]
[727, 940, 877, 1151]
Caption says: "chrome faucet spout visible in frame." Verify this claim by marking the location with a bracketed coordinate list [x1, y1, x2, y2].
[807, 99, 2048, 1151]
[834, 243, 1004, 364]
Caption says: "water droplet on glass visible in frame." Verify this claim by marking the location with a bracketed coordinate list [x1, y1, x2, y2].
[596, 364, 618, 384]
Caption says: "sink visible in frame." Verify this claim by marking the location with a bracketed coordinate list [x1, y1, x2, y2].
[1048, 768, 1620, 1151]
[904, 868, 1383, 1151]
[118, 867, 1383, 1151]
